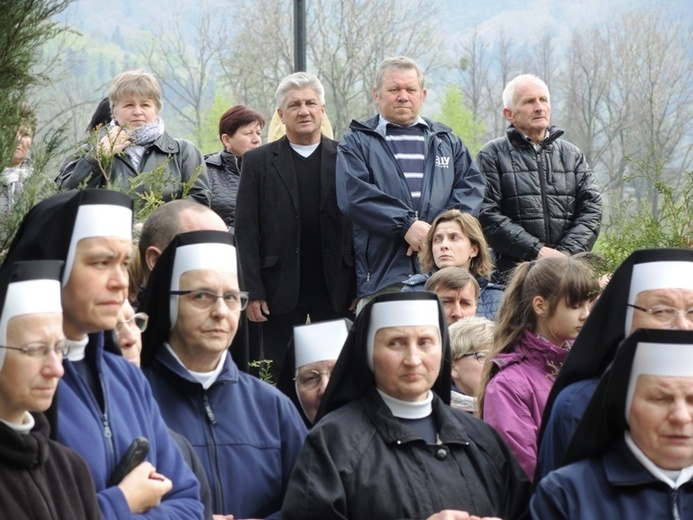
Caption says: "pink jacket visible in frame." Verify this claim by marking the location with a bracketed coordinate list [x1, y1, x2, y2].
[483, 329, 570, 480]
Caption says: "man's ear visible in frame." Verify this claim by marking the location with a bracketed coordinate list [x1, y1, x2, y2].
[145, 246, 162, 273]
[503, 107, 515, 123]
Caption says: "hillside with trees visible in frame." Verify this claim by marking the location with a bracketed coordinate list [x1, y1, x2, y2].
[4, 0, 693, 266]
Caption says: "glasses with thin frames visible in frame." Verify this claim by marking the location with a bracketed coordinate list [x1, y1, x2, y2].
[294, 370, 331, 391]
[115, 312, 149, 334]
[627, 303, 693, 326]
[459, 351, 488, 364]
[0, 342, 70, 359]
[170, 289, 249, 311]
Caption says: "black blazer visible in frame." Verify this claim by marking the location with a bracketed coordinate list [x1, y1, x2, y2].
[235, 135, 355, 314]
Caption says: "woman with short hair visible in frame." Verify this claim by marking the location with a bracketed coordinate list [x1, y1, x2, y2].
[204, 105, 265, 231]
[58, 69, 210, 205]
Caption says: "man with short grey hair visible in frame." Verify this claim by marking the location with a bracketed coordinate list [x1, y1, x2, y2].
[336, 56, 484, 311]
[478, 73, 602, 284]
[236, 72, 355, 380]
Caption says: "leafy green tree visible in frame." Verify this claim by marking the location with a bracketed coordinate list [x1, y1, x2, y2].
[0, 0, 72, 167]
[0, 0, 72, 254]
[597, 152, 693, 271]
[435, 86, 486, 156]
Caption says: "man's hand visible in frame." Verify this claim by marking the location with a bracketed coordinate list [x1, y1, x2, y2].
[247, 300, 269, 322]
[118, 462, 173, 514]
[404, 220, 431, 256]
[537, 246, 567, 259]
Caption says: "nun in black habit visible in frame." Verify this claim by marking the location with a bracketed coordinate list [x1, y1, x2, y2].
[0, 259, 101, 520]
[532, 328, 693, 519]
[536, 248, 693, 481]
[281, 291, 530, 520]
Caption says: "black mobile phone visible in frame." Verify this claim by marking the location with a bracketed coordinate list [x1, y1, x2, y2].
[107, 436, 150, 487]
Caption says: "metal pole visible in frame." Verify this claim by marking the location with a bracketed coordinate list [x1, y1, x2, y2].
[294, 0, 306, 72]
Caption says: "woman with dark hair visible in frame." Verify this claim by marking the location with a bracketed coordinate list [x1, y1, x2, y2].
[282, 291, 530, 520]
[204, 105, 265, 230]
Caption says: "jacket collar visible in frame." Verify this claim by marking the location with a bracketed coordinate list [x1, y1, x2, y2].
[492, 329, 570, 376]
[153, 343, 239, 387]
[350, 114, 453, 136]
[0, 412, 49, 469]
[362, 387, 472, 446]
[604, 437, 673, 487]
[506, 125, 564, 149]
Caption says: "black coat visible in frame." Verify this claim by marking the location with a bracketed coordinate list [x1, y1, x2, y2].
[0, 413, 101, 520]
[282, 387, 530, 520]
[235, 135, 355, 314]
[205, 150, 240, 229]
[478, 125, 602, 280]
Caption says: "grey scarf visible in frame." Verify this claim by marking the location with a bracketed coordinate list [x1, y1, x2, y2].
[116, 117, 165, 170]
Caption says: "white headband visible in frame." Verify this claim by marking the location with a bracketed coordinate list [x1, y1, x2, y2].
[626, 341, 693, 422]
[625, 262, 693, 335]
[294, 320, 348, 370]
[0, 279, 62, 371]
[63, 204, 133, 286]
[169, 242, 238, 328]
[367, 300, 440, 370]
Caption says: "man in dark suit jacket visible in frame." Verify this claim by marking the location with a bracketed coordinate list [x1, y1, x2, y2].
[235, 72, 355, 381]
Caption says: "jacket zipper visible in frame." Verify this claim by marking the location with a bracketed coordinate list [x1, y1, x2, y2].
[671, 489, 680, 520]
[536, 149, 551, 245]
[98, 374, 116, 472]
[202, 390, 225, 513]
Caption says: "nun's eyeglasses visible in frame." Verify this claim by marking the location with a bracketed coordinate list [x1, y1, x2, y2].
[627, 303, 693, 325]
[170, 289, 249, 311]
[294, 370, 331, 390]
[0, 342, 70, 359]
[115, 312, 149, 334]
[459, 351, 488, 364]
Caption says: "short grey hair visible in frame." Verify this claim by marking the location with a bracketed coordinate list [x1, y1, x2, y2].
[275, 72, 325, 109]
[375, 56, 425, 92]
[109, 69, 163, 115]
[502, 74, 550, 111]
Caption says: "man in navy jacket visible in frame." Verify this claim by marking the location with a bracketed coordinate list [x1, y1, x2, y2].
[336, 56, 484, 308]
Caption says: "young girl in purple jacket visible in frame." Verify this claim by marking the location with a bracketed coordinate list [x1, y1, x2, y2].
[478, 256, 600, 480]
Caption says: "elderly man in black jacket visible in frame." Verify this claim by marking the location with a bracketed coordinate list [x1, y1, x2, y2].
[478, 74, 602, 284]
[235, 72, 356, 381]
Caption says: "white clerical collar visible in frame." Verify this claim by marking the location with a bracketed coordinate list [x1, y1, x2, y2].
[0, 411, 35, 434]
[377, 388, 433, 419]
[625, 431, 693, 489]
[65, 335, 89, 362]
[164, 342, 226, 390]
